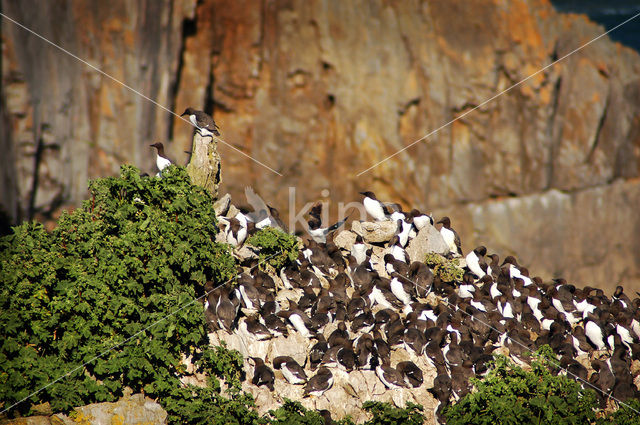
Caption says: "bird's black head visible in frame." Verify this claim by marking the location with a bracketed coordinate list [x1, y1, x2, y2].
[436, 216, 451, 227]
[180, 107, 196, 116]
[360, 191, 376, 199]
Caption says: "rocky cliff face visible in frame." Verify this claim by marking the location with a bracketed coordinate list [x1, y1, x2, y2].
[2, 0, 640, 292]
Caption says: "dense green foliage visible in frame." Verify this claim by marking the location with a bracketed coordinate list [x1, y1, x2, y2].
[265, 400, 332, 425]
[597, 399, 640, 425]
[444, 345, 600, 425]
[246, 227, 300, 272]
[264, 400, 425, 425]
[424, 253, 463, 283]
[358, 401, 425, 425]
[0, 165, 238, 422]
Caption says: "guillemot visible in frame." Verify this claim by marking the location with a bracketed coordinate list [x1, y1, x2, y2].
[360, 191, 388, 221]
[150, 142, 172, 175]
[181, 107, 220, 137]
[273, 356, 307, 385]
[437, 217, 462, 256]
[251, 357, 275, 391]
[307, 203, 348, 243]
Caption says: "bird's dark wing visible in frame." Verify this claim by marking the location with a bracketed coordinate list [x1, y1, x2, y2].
[326, 215, 349, 232]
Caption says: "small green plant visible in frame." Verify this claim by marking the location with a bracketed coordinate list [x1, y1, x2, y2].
[247, 227, 300, 272]
[444, 345, 600, 425]
[597, 399, 640, 425]
[0, 165, 240, 423]
[265, 399, 329, 425]
[360, 401, 425, 425]
[425, 252, 463, 283]
[263, 400, 425, 425]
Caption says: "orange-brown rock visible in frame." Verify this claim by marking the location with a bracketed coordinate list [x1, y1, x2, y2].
[2, 0, 640, 294]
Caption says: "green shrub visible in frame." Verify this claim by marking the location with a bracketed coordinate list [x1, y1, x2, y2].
[263, 400, 425, 425]
[0, 165, 240, 423]
[359, 401, 424, 425]
[597, 399, 640, 425]
[424, 252, 463, 283]
[444, 345, 599, 425]
[246, 227, 300, 272]
[265, 399, 329, 425]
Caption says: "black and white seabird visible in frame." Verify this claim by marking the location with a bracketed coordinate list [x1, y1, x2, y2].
[307, 203, 348, 243]
[465, 246, 487, 279]
[351, 235, 368, 265]
[243, 187, 287, 230]
[396, 361, 423, 388]
[181, 107, 220, 137]
[360, 191, 388, 221]
[409, 209, 433, 231]
[251, 357, 275, 391]
[304, 367, 333, 397]
[273, 356, 307, 385]
[150, 142, 172, 174]
[238, 317, 271, 341]
[221, 213, 248, 247]
[436, 217, 462, 256]
[375, 362, 407, 389]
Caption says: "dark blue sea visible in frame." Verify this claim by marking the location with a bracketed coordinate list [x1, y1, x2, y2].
[551, 1, 640, 52]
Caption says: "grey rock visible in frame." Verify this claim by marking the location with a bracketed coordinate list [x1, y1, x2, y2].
[352, 221, 398, 244]
[213, 193, 231, 217]
[405, 224, 449, 262]
[226, 204, 241, 219]
[54, 390, 167, 425]
[186, 132, 221, 200]
[333, 230, 357, 251]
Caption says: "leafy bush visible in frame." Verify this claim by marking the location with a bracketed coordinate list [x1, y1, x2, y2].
[424, 253, 463, 283]
[246, 227, 300, 272]
[265, 399, 330, 425]
[0, 165, 239, 422]
[444, 345, 599, 425]
[597, 399, 640, 425]
[264, 400, 425, 425]
[359, 401, 425, 425]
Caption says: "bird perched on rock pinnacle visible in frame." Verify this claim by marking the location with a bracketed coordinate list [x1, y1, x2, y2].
[181, 107, 220, 137]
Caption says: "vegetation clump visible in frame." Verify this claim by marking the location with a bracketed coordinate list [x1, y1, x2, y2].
[247, 227, 300, 272]
[444, 345, 602, 425]
[264, 399, 425, 425]
[425, 252, 463, 283]
[0, 165, 243, 423]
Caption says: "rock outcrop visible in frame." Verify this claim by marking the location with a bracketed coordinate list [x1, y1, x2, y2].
[2, 0, 640, 291]
[0, 391, 167, 425]
[206, 199, 640, 424]
[186, 132, 222, 199]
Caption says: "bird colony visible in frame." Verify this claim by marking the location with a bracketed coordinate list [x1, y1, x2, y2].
[202, 189, 640, 424]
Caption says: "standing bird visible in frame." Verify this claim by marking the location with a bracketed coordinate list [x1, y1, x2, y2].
[437, 217, 462, 256]
[181, 107, 220, 137]
[221, 213, 248, 247]
[251, 357, 275, 391]
[465, 246, 487, 279]
[304, 367, 334, 397]
[360, 191, 388, 221]
[273, 356, 308, 385]
[150, 142, 172, 175]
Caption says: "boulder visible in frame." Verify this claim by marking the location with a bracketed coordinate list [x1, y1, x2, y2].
[405, 224, 450, 262]
[333, 230, 357, 251]
[352, 221, 398, 244]
[213, 193, 231, 217]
